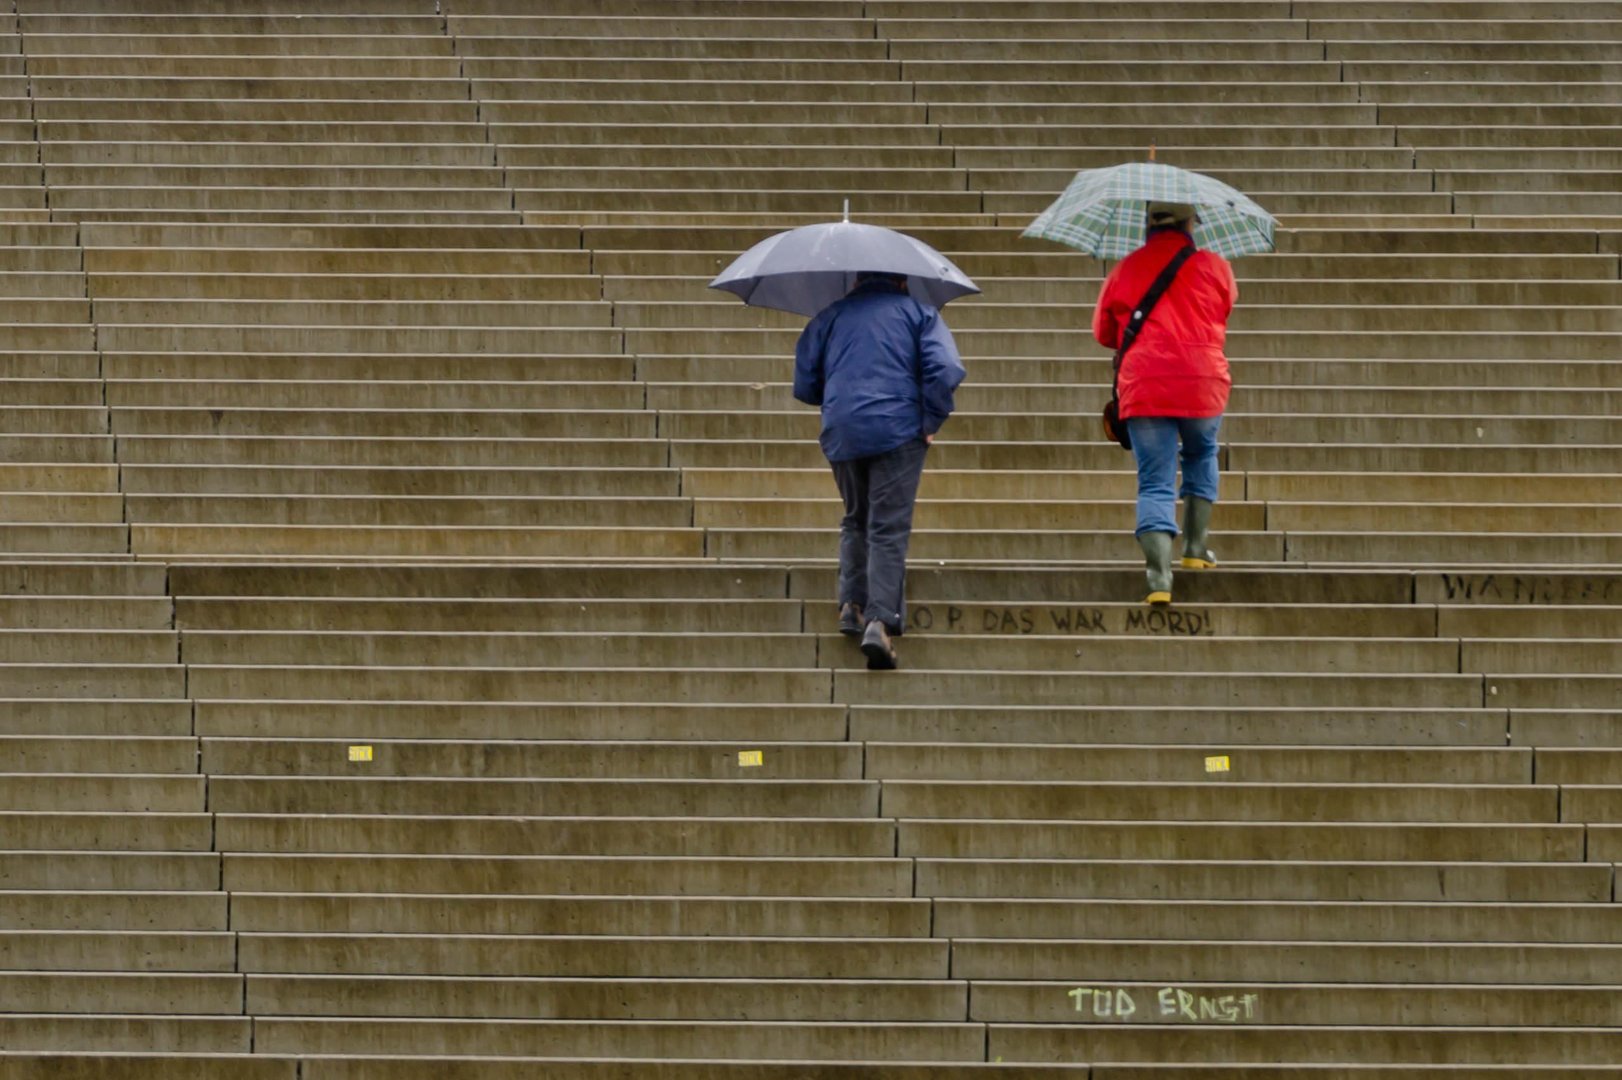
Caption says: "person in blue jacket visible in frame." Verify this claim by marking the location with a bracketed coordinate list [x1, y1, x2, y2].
[793, 271, 966, 670]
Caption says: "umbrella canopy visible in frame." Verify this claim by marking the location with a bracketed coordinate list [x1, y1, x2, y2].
[1023, 161, 1277, 260]
[709, 219, 980, 317]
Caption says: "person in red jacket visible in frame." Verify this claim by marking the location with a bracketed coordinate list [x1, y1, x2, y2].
[1093, 202, 1238, 605]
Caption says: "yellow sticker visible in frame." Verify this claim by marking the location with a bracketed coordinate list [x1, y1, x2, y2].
[738, 750, 764, 767]
[347, 745, 373, 762]
[1204, 755, 1231, 773]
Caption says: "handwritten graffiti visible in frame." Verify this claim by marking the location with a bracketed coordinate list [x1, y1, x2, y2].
[1068, 985, 1260, 1023]
[908, 605, 1214, 636]
[1437, 573, 1619, 605]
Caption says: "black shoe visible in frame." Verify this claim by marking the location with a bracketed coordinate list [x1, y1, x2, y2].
[860, 620, 898, 670]
[838, 602, 865, 638]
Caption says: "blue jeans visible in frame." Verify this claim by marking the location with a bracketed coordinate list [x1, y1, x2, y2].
[830, 438, 928, 634]
[1126, 416, 1222, 537]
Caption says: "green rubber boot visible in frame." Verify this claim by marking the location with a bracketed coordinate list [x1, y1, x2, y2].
[1138, 530, 1175, 606]
[1181, 496, 1218, 570]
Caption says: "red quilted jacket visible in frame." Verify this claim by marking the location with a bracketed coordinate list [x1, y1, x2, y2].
[1092, 230, 1238, 419]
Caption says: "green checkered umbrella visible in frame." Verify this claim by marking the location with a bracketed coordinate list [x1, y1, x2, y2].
[1022, 161, 1277, 260]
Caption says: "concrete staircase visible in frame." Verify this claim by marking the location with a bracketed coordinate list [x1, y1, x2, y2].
[2, 0, 1621, 1075]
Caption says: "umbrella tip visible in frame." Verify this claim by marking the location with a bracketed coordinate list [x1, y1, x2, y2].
[1148, 142, 1156, 162]
[842, 198, 850, 222]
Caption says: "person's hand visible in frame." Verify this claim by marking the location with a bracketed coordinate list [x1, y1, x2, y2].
[924, 433, 934, 446]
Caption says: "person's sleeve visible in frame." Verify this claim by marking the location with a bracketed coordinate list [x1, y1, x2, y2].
[918, 307, 966, 436]
[793, 310, 830, 406]
[1093, 271, 1122, 349]
[1219, 256, 1238, 318]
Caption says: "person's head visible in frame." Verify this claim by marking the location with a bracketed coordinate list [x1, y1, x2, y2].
[1146, 201, 1198, 235]
[853, 271, 909, 294]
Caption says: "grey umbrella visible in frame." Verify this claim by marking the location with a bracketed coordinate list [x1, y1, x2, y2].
[708, 207, 980, 317]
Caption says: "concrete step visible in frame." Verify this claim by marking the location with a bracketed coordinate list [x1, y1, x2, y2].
[1229, 443, 1622, 473]
[104, 354, 631, 382]
[252, 1016, 981, 1060]
[178, 597, 799, 632]
[448, 15, 880, 40]
[194, 701, 847, 741]
[1512, 711, 1622, 748]
[833, 670, 1482, 709]
[0, 632, 176, 664]
[959, 937, 1622, 984]
[46, 141, 500, 167]
[0, 972, 241, 1015]
[232, 894, 929, 936]
[901, 819, 1574, 861]
[217, 816, 894, 857]
[917, 859, 1605, 901]
[1252, 474, 1622, 503]
[80, 222, 579, 250]
[0, 891, 223, 931]
[26, 33, 453, 58]
[0, 1056, 1093, 1079]
[710, 527, 1284, 563]
[1271, 502, 1622, 533]
[0, 700, 192, 737]
[108, 382, 637, 409]
[681, 467, 1235, 500]
[694, 498, 1265, 532]
[924, 80, 1362, 104]
[0, 844, 217, 884]
[113, 409, 654, 437]
[222, 853, 910, 896]
[0, 665, 184, 698]
[95, 325, 624, 354]
[33, 75, 474, 101]
[980, 978, 1622, 1026]
[868, 745, 1525, 783]
[92, 274, 601, 301]
[0, 774, 202, 811]
[0, 1014, 247, 1051]
[117, 436, 669, 469]
[888, 39, 1326, 62]
[849, 706, 1506, 746]
[883, 780, 1553, 823]
[0, 597, 168, 630]
[993, 1023, 1622, 1064]
[167, 563, 798, 599]
[479, 78, 920, 104]
[207, 776, 877, 817]
[131, 524, 703, 559]
[504, 144, 955, 169]
[0, 737, 195, 774]
[1286, 531, 1622, 566]
[1489, 674, 1622, 709]
[202, 739, 858, 779]
[127, 465, 675, 497]
[465, 55, 901, 81]
[0, 930, 234, 971]
[942, 895, 1622, 942]
[127, 494, 694, 528]
[247, 973, 961, 1020]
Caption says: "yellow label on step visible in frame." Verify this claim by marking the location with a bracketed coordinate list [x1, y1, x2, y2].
[348, 745, 373, 762]
[738, 750, 764, 767]
[1204, 755, 1231, 773]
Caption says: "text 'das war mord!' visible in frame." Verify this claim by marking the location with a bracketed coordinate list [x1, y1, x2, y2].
[909, 604, 1216, 636]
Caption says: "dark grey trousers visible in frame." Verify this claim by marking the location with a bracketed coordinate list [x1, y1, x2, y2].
[830, 437, 929, 634]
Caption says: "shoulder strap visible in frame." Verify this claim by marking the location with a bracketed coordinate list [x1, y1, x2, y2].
[1114, 244, 1196, 369]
